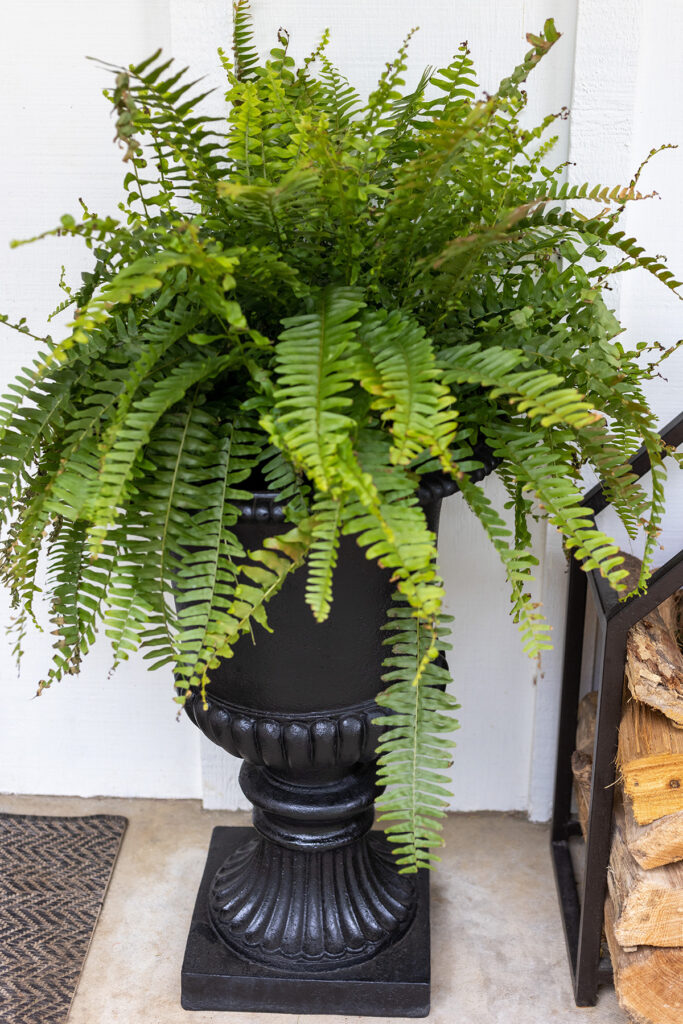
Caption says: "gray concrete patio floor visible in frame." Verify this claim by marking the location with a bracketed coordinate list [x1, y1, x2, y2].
[1, 795, 629, 1024]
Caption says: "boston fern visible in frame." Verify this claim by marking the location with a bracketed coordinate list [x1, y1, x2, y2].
[0, 3, 679, 871]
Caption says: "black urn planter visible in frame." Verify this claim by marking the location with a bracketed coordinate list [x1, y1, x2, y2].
[180, 460, 494, 1017]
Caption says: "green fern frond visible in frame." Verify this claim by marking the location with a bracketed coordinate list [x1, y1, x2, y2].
[485, 422, 629, 588]
[439, 343, 600, 430]
[338, 432, 444, 617]
[374, 597, 459, 872]
[317, 56, 362, 129]
[265, 287, 365, 491]
[85, 351, 237, 547]
[41, 518, 117, 692]
[426, 42, 478, 119]
[520, 205, 683, 295]
[365, 27, 418, 131]
[232, 0, 260, 82]
[305, 494, 344, 622]
[172, 420, 259, 691]
[259, 445, 310, 518]
[207, 525, 312, 679]
[358, 309, 458, 467]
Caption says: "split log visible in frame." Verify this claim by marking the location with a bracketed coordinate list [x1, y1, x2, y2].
[573, 689, 683, 866]
[618, 698, 683, 825]
[609, 795, 683, 947]
[626, 594, 683, 727]
[604, 894, 683, 1024]
[623, 793, 683, 871]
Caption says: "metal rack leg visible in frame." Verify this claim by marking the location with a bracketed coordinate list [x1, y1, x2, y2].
[573, 623, 626, 1005]
[550, 558, 587, 985]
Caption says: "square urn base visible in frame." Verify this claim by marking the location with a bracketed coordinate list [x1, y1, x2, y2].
[181, 826, 431, 1017]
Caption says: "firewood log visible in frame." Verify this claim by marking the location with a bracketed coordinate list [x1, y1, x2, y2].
[626, 594, 683, 727]
[618, 699, 683, 825]
[609, 794, 683, 947]
[604, 894, 683, 1024]
[622, 793, 683, 870]
[572, 690, 683, 867]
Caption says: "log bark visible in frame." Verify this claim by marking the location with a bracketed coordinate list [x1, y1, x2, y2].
[618, 698, 683, 825]
[605, 894, 683, 1024]
[609, 795, 683, 947]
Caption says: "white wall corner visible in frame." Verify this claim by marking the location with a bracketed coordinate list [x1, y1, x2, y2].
[527, 0, 645, 821]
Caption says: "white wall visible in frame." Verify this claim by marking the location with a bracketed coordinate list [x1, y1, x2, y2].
[0, 0, 681, 814]
[0, 1, 201, 800]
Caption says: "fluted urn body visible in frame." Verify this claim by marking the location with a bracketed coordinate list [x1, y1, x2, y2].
[180, 467, 493, 1014]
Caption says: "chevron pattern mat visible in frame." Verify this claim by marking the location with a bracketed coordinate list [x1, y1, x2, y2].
[0, 813, 127, 1024]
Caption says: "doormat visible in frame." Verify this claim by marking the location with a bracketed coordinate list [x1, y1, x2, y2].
[0, 813, 127, 1024]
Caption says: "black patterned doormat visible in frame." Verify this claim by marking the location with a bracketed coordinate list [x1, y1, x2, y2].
[0, 813, 127, 1024]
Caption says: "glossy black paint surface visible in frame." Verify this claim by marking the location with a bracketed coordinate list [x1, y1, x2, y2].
[209, 526, 394, 712]
[181, 827, 431, 1017]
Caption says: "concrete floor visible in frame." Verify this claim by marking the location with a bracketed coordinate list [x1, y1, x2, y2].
[1, 795, 629, 1024]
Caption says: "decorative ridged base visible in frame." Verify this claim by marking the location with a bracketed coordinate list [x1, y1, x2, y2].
[182, 826, 431, 1017]
[209, 832, 417, 971]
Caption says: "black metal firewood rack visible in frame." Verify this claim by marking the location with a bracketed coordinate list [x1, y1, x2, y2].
[551, 410, 683, 1006]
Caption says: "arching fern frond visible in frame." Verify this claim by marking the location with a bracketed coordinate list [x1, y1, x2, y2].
[172, 419, 260, 693]
[426, 42, 478, 120]
[317, 56, 362, 129]
[485, 422, 629, 587]
[338, 432, 443, 617]
[439, 343, 600, 430]
[208, 525, 312, 676]
[85, 351, 237, 548]
[357, 309, 458, 467]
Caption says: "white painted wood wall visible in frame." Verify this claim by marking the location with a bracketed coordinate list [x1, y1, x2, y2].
[1, 1, 681, 819]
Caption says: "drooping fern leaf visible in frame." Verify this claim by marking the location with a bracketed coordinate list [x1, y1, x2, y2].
[357, 309, 458, 468]
[305, 494, 344, 622]
[85, 351, 237, 550]
[374, 597, 459, 871]
[208, 525, 312, 677]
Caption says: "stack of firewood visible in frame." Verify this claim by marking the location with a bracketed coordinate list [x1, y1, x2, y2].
[572, 577, 683, 1024]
